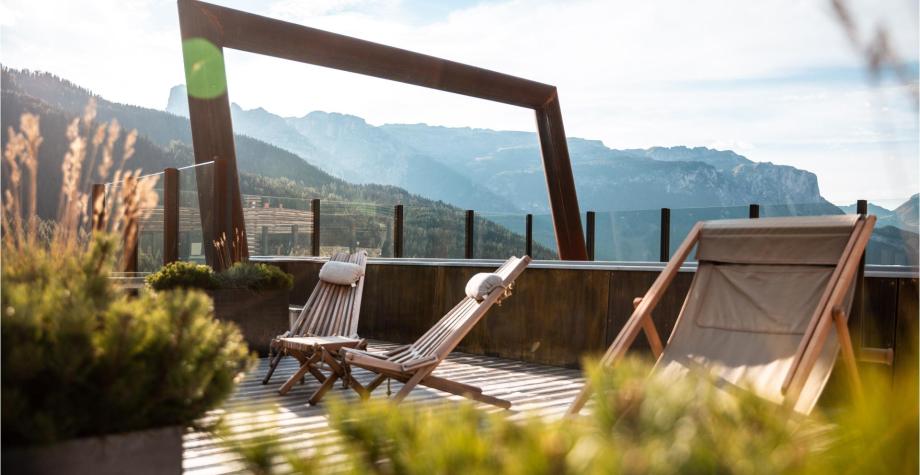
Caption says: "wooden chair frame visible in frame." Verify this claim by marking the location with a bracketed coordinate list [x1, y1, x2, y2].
[262, 251, 368, 401]
[312, 256, 531, 408]
[567, 215, 877, 416]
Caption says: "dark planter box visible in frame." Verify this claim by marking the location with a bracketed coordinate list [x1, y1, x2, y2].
[2, 426, 182, 475]
[208, 288, 289, 355]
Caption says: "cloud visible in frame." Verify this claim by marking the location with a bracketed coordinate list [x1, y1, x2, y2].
[1, 0, 917, 203]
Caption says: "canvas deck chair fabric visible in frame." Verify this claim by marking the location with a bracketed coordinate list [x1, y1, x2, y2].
[311, 255, 531, 408]
[568, 215, 876, 416]
[262, 251, 368, 397]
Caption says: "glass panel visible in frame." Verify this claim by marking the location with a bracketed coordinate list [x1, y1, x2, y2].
[243, 194, 315, 257]
[592, 208, 662, 262]
[136, 173, 164, 272]
[178, 163, 209, 264]
[668, 205, 749, 262]
[320, 201, 392, 257]
[475, 212, 526, 259]
[404, 206, 466, 258]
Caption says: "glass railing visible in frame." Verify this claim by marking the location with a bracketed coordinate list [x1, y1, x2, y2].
[108, 183, 918, 270]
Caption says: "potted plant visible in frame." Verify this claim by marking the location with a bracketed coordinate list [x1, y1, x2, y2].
[147, 261, 294, 355]
[1, 236, 254, 475]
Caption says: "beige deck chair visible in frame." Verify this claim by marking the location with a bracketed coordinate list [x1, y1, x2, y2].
[311, 255, 531, 407]
[262, 251, 368, 398]
[568, 215, 876, 416]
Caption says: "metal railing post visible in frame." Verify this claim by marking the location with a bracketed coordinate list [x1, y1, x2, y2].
[585, 211, 595, 261]
[660, 207, 670, 262]
[311, 198, 321, 256]
[525, 214, 533, 257]
[163, 168, 179, 264]
[394, 204, 404, 258]
[465, 210, 474, 259]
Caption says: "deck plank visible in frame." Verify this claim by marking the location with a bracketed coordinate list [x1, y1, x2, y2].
[183, 341, 584, 474]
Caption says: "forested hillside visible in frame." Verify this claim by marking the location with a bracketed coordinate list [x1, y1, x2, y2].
[1, 67, 552, 260]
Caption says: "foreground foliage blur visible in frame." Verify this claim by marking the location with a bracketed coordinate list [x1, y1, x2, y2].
[224, 358, 917, 474]
[1, 105, 255, 447]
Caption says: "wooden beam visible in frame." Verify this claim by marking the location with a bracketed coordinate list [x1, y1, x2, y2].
[178, 1, 248, 266]
[176, 0, 587, 260]
[535, 94, 588, 260]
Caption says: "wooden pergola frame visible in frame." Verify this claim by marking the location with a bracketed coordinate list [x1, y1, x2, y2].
[177, 0, 588, 268]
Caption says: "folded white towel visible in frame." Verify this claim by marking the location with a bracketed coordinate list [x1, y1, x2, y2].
[319, 260, 363, 286]
[465, 273, 504, 301]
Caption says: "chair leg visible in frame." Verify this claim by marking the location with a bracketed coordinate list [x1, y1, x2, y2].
[279, 352, 321, 395]
[392, 370, 429, 403]
[308, 371, 340, 405]
[262, 351, 284, 385]
[566, 384, 592, 417]
[464, 391, 512, 409]
[366, 374, 387, 393]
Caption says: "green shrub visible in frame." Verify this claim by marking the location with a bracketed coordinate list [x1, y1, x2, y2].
[1, 236, 254, 447]
[216, 262, 293, 292]
[145, 260, 219, 291]
[146, 261, 293, 292]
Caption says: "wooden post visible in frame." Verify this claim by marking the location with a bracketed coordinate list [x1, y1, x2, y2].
[163, 168, 179, 264]
[465, 210, 474, 259]
[585, 211, 596, 261]
[525, 214, 533, 257]
[261, 225, 269, 255]
[311, 198, 321, 256]
[749, 203, 760, 219]
[394, 204, 404, 258]
[660, 207, 670, 262]
[91, 184, 105, 232]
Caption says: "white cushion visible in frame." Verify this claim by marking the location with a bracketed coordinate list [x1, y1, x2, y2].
[319, 261, 363, 286]
[465, 273, 504, 301]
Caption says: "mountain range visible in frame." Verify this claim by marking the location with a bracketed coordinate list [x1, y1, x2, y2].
[1, 66, 915, 265]
[167, 85, 841, 215]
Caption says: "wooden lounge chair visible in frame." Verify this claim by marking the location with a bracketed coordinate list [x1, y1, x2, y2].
[312, 255, 531, 408]
[262, 251, 368, 400]
[568, 214, 876, 416]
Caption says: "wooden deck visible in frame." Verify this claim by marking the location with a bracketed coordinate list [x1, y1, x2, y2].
[183, 341, 585, 474]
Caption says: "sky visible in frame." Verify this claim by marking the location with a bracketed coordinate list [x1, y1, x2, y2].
[1, 0, 918, 208]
